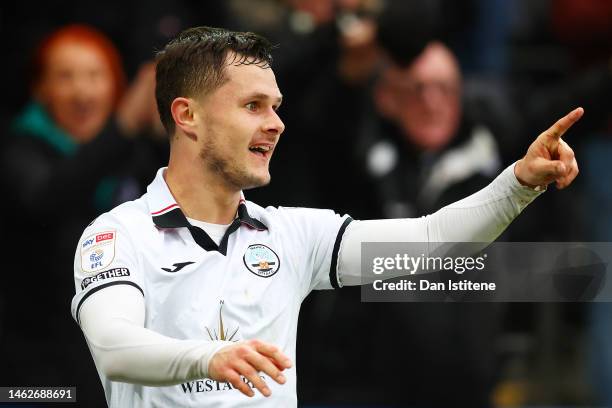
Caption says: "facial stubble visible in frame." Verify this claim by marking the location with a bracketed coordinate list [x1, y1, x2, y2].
[199, 128, 271, 191]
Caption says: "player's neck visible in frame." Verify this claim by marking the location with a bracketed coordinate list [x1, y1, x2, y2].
[165, 162, 240, 225]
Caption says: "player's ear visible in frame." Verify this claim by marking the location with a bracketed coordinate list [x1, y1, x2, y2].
[171, 97, 198, 140]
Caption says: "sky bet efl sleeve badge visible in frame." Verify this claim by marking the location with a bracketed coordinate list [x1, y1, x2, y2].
[80, 230, 116, 274]
[243, 244, 280, 278]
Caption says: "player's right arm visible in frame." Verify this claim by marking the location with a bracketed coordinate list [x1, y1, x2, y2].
[72, 216, 290, 397]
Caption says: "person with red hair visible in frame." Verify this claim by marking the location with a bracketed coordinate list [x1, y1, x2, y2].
[0, 24, 163, 406]
[30, 24, 127, 142]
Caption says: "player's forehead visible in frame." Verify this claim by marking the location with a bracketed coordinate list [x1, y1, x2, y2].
[222, 61, 282, 100]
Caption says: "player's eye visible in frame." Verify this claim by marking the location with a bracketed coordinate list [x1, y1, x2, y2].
[246, 102, 258, 112]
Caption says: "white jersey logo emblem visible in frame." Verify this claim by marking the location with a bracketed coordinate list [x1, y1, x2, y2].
[243, 244, 280, 278]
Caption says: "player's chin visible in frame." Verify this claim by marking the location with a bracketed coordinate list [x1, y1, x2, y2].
[242, 172, 271, 190]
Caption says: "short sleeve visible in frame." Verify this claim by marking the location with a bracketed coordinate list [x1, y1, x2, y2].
[70, 213, 144, 324]
[276, 207, 352, 294]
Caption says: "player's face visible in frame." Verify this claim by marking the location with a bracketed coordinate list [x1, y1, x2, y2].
[36, 41, 116, 143]
[195, 61, 285, 190]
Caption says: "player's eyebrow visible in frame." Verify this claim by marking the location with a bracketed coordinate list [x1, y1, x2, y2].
[245, 92, 283, 107]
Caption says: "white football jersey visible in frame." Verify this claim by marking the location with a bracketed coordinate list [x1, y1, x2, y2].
[71, 168, 352, 407]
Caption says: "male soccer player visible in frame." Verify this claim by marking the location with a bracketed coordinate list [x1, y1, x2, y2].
[72, 27, 582, 407]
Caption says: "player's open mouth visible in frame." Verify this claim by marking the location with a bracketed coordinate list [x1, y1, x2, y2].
[248, 144, 273, 158]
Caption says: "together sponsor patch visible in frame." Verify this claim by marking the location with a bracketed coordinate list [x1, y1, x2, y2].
[80, 230, 116, 274]
[81, 267, 131, 289]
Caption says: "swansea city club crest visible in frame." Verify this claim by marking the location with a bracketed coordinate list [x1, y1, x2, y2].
[243, 244, 280, 278]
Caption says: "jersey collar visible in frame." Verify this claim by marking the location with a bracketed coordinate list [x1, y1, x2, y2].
[146, 168, 267, 254]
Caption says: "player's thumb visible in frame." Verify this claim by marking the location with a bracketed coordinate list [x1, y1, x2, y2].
[535, 157, 566, 178]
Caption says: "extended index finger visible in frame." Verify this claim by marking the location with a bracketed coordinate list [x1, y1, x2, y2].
[543, 107, 584, 140]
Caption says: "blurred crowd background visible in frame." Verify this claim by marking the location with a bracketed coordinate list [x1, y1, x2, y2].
[0, 0, 611, 407]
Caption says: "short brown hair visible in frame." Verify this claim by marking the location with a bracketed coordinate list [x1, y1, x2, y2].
[155, 26, 274, 135]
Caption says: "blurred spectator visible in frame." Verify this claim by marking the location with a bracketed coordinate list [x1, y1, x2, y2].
[0, 24, 165, 406]
[299, 41, 505, 407]
[319, 20, 611, 402]
[0, 0, 230, 122]
[322, 40, 502, 218]
[369, 41, 500, 214]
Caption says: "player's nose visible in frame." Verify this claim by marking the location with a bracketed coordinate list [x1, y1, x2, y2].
[263, 109, 285, 136]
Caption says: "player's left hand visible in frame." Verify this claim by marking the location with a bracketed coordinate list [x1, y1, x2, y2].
[514, 107, 583, 190]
